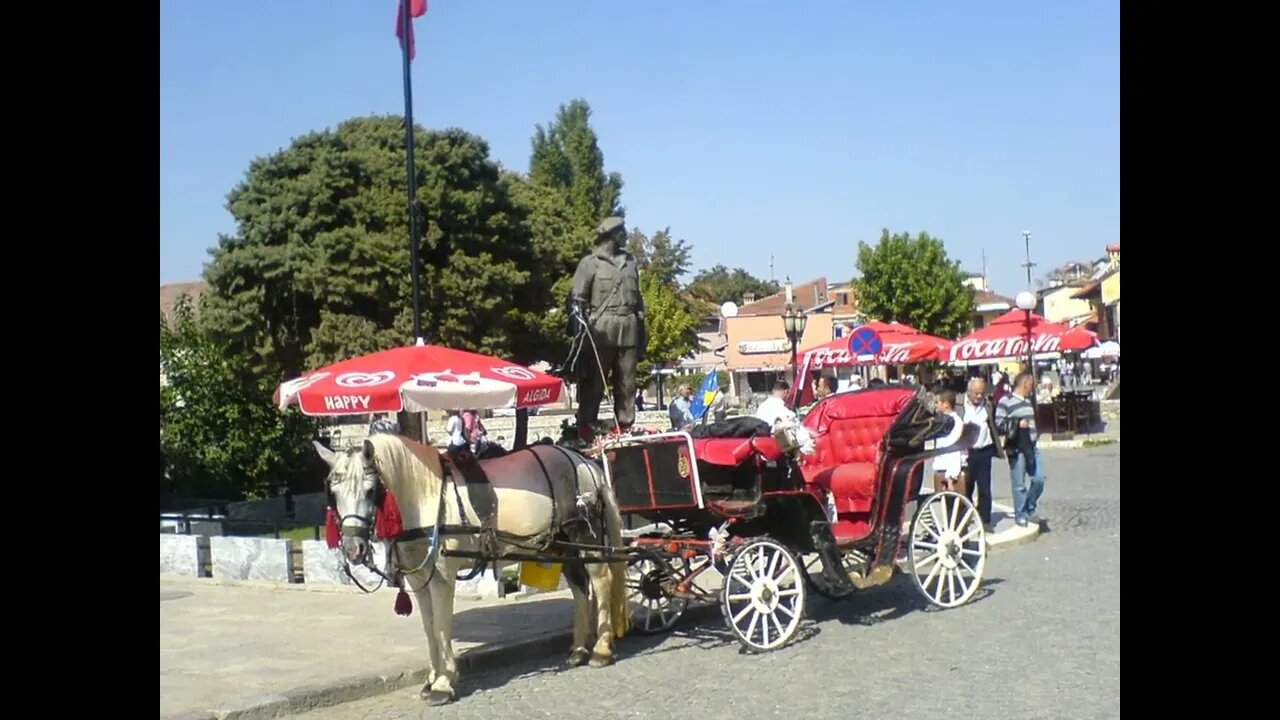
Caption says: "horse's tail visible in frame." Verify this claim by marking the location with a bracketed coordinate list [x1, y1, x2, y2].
[599, 472, 631, 640]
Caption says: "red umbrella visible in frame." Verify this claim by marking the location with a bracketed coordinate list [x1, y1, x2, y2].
[787, 321, 949, 406]
[274, 343, 564, 416]
[799, 320, 949, 368]
[947, 310, 1097, 363]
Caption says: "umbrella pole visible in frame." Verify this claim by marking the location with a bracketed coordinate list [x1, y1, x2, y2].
[514, 408, 528, 449]
[399, 0, 425, 343]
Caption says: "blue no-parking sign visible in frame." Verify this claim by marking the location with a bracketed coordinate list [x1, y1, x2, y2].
[848, 327, 883, 361]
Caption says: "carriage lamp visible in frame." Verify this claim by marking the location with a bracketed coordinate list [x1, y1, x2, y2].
[1015, 290, 1037, 410]
[782, 304, 808, 381]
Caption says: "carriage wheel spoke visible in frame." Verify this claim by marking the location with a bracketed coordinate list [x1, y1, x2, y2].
[774, 565, 796, 584]
[914, 550, 941, 569]
[728, 592, 753, 601]
[955, 505, 975, 534]
[745, 609, 760, 642]
[732, 601, 754, 625]
[922, 558, 944, 592]
[767, 548, 782, 579]
[775, 602, 796, 620]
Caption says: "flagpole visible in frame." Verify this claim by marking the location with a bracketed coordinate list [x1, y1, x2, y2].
[400, 0, 424, 344]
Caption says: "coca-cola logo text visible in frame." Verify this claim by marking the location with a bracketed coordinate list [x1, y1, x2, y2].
[948, 334, 1061, 362]
[805, 343, 919, 368]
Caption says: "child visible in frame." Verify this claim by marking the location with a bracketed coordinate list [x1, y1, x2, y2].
[931, 390, 967, 495]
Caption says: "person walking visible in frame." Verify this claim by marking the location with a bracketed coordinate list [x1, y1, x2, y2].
[960, 377, 1004, 533]
[995, 372, 1045, 527]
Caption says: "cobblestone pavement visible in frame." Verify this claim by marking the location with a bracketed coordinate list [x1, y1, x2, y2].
[293, 445, 1120, 720]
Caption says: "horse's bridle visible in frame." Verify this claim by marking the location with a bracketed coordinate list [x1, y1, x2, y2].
[326, 458, 389, 576]
[326, 451, 445, 593]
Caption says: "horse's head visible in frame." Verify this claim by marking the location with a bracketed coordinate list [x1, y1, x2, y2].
[314, 439, 384, 565]
[772, 417, 815, 457]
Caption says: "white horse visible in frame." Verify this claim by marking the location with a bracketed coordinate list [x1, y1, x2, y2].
[315, 434, 629, 705]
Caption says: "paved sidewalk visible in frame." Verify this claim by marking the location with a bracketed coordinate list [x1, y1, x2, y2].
[160, 578, 579, 720]
[160, 509, 1038, 720]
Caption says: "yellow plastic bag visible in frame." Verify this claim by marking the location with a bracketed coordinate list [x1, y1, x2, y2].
[519, 561, 562, 591]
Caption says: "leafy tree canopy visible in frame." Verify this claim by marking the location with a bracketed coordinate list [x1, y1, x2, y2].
[687, 264, 779, 306]
[627, 227, 693, 288]
[200, 116, 545, 381]
[160, 295, 318, 500]
[638, 271, 701, 376]
[853, 229, 975, 339]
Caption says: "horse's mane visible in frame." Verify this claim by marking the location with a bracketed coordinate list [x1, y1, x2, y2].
[364, 433, 446, 531]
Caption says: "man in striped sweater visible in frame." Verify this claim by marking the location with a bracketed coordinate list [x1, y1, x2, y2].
[995, 372, 1045, 528]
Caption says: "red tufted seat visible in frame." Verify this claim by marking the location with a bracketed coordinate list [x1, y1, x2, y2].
[799, 388, 916, 537]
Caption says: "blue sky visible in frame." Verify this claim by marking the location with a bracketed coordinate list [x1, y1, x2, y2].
[160, 0, 1118, 297]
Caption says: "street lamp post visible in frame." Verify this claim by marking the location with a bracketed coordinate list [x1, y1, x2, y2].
[1015, 290, 1038, 414]
[782, 306, 807, 381]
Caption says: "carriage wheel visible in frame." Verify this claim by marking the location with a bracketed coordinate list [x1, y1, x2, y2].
[798, 551, 857, 600]
[624, 555, 688, 634]
[721, 538, 806, 652]
[907, 491, 986, 608]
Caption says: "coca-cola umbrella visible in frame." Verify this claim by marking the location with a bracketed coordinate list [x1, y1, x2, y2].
[789, 321, 950, 405]
[274, 343, 564, 416]
[800, 321, 949, 369]
[947, 310, 1097, 364]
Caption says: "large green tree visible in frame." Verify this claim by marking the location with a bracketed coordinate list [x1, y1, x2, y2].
[160, 295, 319, 500]
[638, 271, 701, 376]
[627, 227, 693, 288]
[529, 98, 624, 234]
[853, 230, 975, 338]
[200, 116, 545, 382]
[515, 99, 629, 366]
[687, 265, 779, 306]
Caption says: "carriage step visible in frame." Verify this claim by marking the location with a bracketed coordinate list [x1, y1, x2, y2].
[706, 500, 760, 515]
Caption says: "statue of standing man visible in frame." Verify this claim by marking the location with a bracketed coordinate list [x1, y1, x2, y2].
[569, 216, 646, 440]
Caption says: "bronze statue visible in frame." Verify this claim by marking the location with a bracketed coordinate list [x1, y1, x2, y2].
[568, 216, 646, 439]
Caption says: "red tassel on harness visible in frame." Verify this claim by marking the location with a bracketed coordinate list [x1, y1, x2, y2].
[325, 507, 341, 548]
[375, 488, 405, 540]
[394, 588, 413, 616]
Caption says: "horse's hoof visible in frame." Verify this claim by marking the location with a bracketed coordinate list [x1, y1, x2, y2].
[588, 652, 615, 668]
[422, 689, 455, 706]
[565, 647, 590, 668]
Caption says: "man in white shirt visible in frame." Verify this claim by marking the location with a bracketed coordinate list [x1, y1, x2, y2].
[754, 379, 798, 427]
[960, 377, 1005, 532]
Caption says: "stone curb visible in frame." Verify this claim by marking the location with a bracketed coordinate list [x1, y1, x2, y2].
[1039, 436, 1119, 449]
[164, 508, 1039, 720]
[985, 502, 1043, 550]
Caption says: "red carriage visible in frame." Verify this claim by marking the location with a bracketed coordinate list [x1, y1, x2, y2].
[599, 386, 986, 652]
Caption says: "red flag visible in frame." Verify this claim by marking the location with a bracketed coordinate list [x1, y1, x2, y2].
[395, 0, 428, 61]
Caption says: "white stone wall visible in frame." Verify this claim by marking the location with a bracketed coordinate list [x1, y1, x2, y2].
[210, 537, 295, 582]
